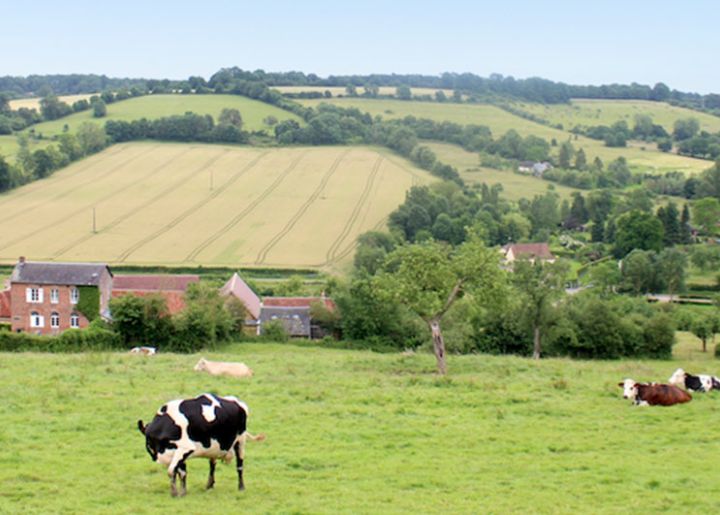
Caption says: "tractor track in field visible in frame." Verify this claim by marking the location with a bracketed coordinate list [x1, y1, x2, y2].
[326, 215, 389, 266]
[0, 144, 152, 225]
[323, 155, 382, 264]
[184, 151, 308, 263]
[0, 145, 188, 254]
[51, 147, 227, 259]
[254, 149, 350, 265]
[115, 151, 268, 262]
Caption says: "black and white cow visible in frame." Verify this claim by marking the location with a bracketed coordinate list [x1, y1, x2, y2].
[137, 393, 264, 496]
[668, 368, 720, 392]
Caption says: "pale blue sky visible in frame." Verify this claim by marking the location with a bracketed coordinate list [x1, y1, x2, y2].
[2, 0, 718, 93]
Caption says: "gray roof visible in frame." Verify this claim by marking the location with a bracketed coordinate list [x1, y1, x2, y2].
[259, 306, 311, 337]
[11, 261, 112, 286]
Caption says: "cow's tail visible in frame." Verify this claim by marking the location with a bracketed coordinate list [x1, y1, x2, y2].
[245, 432, 266, 442]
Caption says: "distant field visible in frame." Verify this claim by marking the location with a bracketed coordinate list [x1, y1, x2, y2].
[516, 99, 720, 134]
[25, 94, 303, 138]
[8, 93, 95, 111]
[274, 85, 455, 97]
[2, 333, 720, 513]
[423, 141, 580, 201]
[300, 98, 713, 175]
[0, 142, 432, 270]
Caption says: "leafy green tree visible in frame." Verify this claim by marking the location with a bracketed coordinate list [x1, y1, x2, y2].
[513, 259, 567, 359]
[435, 90, 447, 102]
[363, 84, 379, 98]
[526, 191, 560, 237]
[651, 82, 671, 101]
[697, 160, 720, 200]
[656, 202, 680, 245]
[110, 294, 172, 346]
[395, 85, 412, 100]
[31, 149, 55, 178]
[673, 118, 700, 140]
[614, 210, 664, 257]
[591, 214, 605, 242]
[691, 197, 720, 235]
[621, 250, 655, 294]
[39, 95, 72, 120]
[592, 156, 604, 171]
[564, 192, 589, 229]
[691, 316, 714, 352]
[657, 248, 687, 300]
[690, 244, 720, 271]
[379, 240, 503, 374]
[218, 107, 243, 129]
[76, 122, 107, 155]
[558, 141, 574, 168]
[92, 99, 107, 118]
[574, 148, 587, 170]
[0, 156, 12, 191]
[680, 204, 692, 243]
[588, 260, 621, 295]
[345, 84, 357, 96]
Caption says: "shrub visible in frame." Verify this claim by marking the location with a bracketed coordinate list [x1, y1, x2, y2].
[0, 328, 122, 352]
[641, 314, 675, 358]
[260, 320, 289, 342]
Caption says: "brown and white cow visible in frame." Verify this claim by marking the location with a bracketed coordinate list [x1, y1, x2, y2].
[618, 379, 692, 406]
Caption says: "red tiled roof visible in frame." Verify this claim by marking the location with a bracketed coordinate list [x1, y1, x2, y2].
[111, 290, 188, 315]
[504, 243, 555, 260]
[262, 297, 336, 311]
[112, 274, 199, 292]
[0, 290, 11, 319]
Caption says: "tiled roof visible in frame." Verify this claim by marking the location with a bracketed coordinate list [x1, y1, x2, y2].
[0, 289, 11, 319]
[259, 306, 311, 337]
[10, 261, 111, 286]
[219, 273, 261, 320]
[504, 243, 555, 260]
[111, 290, 188, 315]
[262, 296, 336, 311]
[113, 274, 199, 292]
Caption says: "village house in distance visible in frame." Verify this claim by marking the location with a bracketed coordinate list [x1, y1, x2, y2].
[2, 258, 335, 339]
[500, 242, 556, 265]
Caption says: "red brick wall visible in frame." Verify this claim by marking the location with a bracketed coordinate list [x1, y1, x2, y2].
[10, 284, 90, 335]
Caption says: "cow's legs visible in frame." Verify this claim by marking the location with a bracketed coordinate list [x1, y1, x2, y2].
[206, 459, 216, 490]
[234, 440, 245, 491]
[177, 462, 188, 497]
[168, 450, 192, 497]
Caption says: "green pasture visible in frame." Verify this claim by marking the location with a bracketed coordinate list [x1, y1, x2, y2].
[424, 141, 580, 201]
[1, 334, 719, 514]
[24, 94, 303, 138]
[300, 98, 713, 175]
[516, 99, 720, 134]
[0, 142, 432, 271]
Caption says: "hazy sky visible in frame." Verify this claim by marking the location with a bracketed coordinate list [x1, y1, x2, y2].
[2, 0, 718, 93]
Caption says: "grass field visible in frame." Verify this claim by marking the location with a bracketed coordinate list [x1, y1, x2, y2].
[8, 94, 96, 111]
[0, 142, 432, 270]
[515, 99, 720, 134]
[1, 333, 719, 514]
[25, 94, 303, 138]
[300, 98, 713, 175]
[424, 141, 580, 201]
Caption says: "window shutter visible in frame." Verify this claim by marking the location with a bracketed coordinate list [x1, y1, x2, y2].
[39, 315, 45, 328]
[38, 289, 44, 303]
[26, 288, 32, 302]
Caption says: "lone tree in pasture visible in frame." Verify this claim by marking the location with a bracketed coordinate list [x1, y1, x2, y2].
[218, 108, 243, 129]
[379, 239, 502, 374]
[512, 259, 567, 359]
[691, 316, 714, 353]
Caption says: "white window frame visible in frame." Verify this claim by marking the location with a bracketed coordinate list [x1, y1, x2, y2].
[70, 288, 79, 304]
[70, 313, 80, 328]
[26, 287, 43, 303]
[50, 312, 60, 328]
[30, 311, 44, 328]
[50, 288, 59, 304]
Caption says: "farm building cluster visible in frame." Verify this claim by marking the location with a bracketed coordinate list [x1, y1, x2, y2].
[0, 257, 334, 338]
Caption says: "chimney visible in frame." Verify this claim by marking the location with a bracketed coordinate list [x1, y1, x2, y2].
[18, 256, 25, 265]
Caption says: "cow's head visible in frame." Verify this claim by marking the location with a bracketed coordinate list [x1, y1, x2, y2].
[668, 368, 686, 387]
[138, 419, 159, 462]
[618, 379, 639, 400]
[193, 358, 207, 371]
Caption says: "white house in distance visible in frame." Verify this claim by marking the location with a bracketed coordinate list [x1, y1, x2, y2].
[501, 243, 556, 264]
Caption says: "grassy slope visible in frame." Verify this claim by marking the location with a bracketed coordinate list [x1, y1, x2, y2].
[274, 86, 455, 97]
[299, 98, 713, 175]
[27, 94, 303, 137]
[424, 141, 580, 201]
[8, 94, 96, 111]
[1, 335, 719, 514]
[0, 142, 433, 271]
[516, 99, 720, 134]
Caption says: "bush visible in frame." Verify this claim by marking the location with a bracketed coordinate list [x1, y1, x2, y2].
[641, 314, 675, 358]
[260, 320, 289, 342]
[0, 328, 122, 352]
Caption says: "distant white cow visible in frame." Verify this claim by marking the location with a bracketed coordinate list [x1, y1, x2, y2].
[194, 358, 253, 378]
[668, 368, 720, 392]
[130, 346, 157, 355]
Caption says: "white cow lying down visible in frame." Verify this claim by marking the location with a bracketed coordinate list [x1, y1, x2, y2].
[129, 346, 157, 355]
[194, 358, 253, 378]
